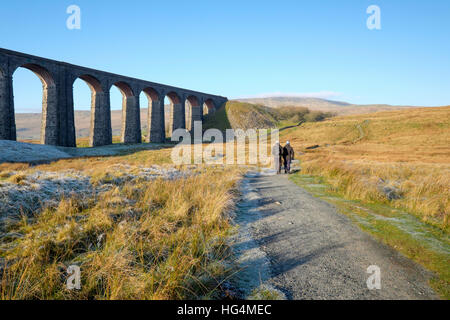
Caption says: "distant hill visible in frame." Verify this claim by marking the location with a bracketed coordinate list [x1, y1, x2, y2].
[236, 97, 422, 115]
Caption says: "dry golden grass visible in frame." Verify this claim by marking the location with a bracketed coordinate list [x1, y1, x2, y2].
[281, 106, 450, 229]
[0, 147, 244, 299]
[0, 147, 174, 177]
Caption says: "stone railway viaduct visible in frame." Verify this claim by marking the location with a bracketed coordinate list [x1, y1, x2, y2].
[0, 48, 227, 147]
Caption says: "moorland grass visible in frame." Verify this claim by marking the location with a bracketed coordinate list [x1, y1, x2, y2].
[0, 148, 243, 299]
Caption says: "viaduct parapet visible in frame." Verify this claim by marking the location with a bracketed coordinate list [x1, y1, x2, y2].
[0, 48, 227, 147]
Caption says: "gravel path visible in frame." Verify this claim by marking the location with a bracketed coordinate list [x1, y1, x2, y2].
[237, 172, 439, 300]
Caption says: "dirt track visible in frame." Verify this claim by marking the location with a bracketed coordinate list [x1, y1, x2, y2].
[235, 172, 438, 300]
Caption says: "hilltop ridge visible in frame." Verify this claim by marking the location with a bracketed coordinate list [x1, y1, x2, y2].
[237, 96, 426, 115]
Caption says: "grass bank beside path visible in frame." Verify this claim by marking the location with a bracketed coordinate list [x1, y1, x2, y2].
[290, 172, 450, 299]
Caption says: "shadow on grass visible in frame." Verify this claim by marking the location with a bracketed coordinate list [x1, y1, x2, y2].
[6, 141, 176, 166]
[202, 103, 232, 133]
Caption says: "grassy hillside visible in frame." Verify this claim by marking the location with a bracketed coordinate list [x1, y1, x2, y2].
[279, 106, 450, 297]
[203, 101, 275, 131]
[203, 101, 332, 131]
[204, 102, 449, 230]
[281, 106, 450, 229]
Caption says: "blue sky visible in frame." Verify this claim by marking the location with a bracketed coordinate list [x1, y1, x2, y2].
[1, 0, 449, 112]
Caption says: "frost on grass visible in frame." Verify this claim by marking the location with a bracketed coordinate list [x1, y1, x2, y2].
[0, 170, 93, 222]
[0, 165, 194, 229]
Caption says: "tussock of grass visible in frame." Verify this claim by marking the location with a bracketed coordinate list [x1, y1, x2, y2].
[290, 173, 450, 299]
[301, 159, 449, 229]
[8, 173, 27, 184]
[1, 166, 242, 300]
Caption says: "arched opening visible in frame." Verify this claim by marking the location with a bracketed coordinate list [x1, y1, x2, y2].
[186, 95, 200, 131]
[141, 87, 164, 142]
[164, 96, 171, 138]
[110, 85, 123, 142]
[12, 63, 56, 145]
[204, 99, 216, 116]
[73, 74, 103, 147]
[165, 91, 182, 138]
[139, 90, 150, 141]
[111, 81, 140, 144]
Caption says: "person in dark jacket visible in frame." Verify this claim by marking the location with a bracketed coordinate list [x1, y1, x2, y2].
[282, 141, 295, 174]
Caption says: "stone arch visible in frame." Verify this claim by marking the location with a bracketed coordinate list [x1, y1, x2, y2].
[78, 74, 103, 93]
[72, 74, 106, 146]
[204, 98, 215, 110]
[112, 81, 134, 97]
[143, 87, 160, 102]
[165, 91, 185, 137]
[166, 91, 181, 104]
[111, 81, 141, 144]
[12, 63, 58, 145]
[203, 98, 216, 116]
[17, 63, 55, 87]
[186, 95, 199, 107]
[186, 95, 200, 131]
